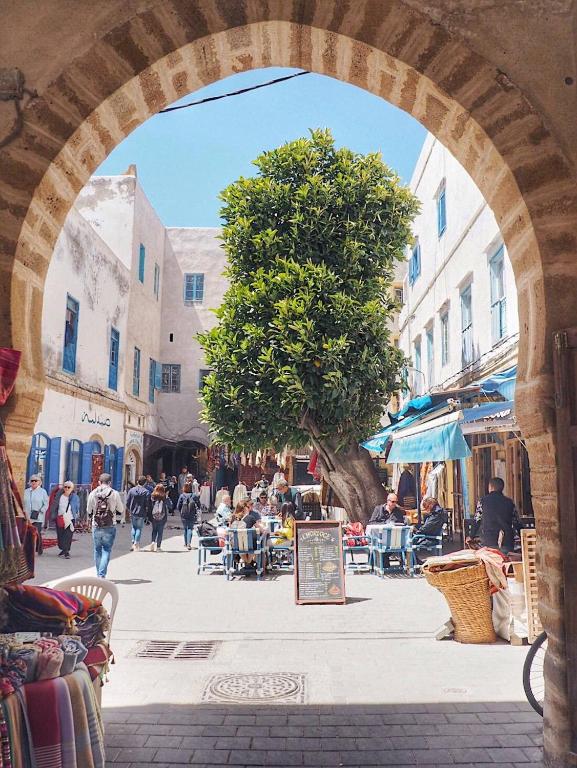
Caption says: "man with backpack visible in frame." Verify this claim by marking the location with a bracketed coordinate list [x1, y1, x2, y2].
[87, 473, 124, 578]
[126, 475, 152, 551]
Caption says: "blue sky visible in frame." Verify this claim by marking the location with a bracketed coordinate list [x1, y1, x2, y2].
[96, 67, 427, 227]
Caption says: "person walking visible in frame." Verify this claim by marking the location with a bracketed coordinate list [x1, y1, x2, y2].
[177, 467, 188, 494]
[126, 475, 151, 551]
[87, 473, 124, 578]
[49, 480, 79, 559]
[149, 483, 172, 551]
[176, 482, 199, 550]
[23, 474, 49, 555]
[469, 477, 519, 553]
[167, 476, 179, 512]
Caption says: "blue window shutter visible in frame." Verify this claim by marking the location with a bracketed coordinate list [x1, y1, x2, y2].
[104, 444, 111, 475]
[155, 362, 162, 390]
[80, 442, 93, 485]
[114, 448, 124, 491]
[139, 244, 146, 283]
[47, 437, 61, 489]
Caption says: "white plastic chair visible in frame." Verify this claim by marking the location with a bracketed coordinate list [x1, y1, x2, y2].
[47, 576, 119, 644]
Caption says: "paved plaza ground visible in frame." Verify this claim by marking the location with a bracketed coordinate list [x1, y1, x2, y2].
[34, 523, 543, 767]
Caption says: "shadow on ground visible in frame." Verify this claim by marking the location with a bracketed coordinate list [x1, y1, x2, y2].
[103, 700, 543, 767]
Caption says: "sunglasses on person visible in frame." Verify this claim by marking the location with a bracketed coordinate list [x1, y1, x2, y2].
[30, 479, 40, 483]
[64, 484, 73, 489]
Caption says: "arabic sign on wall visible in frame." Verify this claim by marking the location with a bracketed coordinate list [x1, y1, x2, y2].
[125, 430, 143, 451]
[80, 411, 112, 428]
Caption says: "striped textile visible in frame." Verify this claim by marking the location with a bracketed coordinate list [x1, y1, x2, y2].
[76, 668, 104, 768]
[2, 695, 28, 768]
[22, 677, 62, 768]
[64, 673, 94, 768]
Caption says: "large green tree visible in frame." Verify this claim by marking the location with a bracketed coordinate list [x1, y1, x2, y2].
[199, 129, 419, 522]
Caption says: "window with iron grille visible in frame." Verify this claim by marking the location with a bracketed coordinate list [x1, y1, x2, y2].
[161, 364, 181, 393]
[184, 273, 204, 304]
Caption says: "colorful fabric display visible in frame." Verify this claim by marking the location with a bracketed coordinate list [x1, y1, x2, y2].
[58, 636, 87, 677]
[8, 647, 39, 684]
[35, 646, 63, 681]
[65, 668, 105, 768]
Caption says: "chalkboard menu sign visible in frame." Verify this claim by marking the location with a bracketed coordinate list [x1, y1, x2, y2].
[294, 521, 346, 605]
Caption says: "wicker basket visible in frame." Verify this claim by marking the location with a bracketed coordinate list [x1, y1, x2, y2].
[424, 561, 496, 644]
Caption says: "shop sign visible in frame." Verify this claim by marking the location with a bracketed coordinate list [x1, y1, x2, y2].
[294, 521, 346, 605]
[80, 411, 111, 427]
[125, 430, 143, 450]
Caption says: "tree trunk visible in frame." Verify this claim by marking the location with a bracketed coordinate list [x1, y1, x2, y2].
[311, 438, 386, 524]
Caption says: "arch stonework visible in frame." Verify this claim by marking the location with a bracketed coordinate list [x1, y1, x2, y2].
[1, 4, 577, 765]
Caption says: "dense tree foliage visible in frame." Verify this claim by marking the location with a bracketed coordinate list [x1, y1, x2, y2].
[199, 130, 419, 519]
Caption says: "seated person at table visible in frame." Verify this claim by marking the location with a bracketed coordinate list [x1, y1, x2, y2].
[215, 493, 232, 526]
[412, 496, 448, 565]
[272, 502, 296, 543]
[369, 493, 405, 525]
[229, 503, 265, 570]
[254, 490, 273, 516]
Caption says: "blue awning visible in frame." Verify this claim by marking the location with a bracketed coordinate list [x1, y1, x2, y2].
[387, 419, 472, 463]
[477, 366, 517, 401]
[462, 400, 514, 422]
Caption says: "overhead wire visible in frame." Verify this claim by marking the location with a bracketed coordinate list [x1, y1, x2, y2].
[158, 70, 311, 114]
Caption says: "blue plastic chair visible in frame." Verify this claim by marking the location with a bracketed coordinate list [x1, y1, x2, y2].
[411, 533, 443, 568]
[342, 534, 372, 572]
[225, 528, 265, 580]
[197, 535, 226, 575]
[370, 525, 413, 577]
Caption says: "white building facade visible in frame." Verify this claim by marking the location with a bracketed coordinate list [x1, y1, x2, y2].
[29, 169, 227, 492]
[399, 133, 519, 397]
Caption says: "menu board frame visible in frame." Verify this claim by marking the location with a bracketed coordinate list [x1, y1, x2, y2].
[294, 520, 346, 605]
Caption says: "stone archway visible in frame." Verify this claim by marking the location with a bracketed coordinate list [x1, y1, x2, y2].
[1, 4, 577, 765]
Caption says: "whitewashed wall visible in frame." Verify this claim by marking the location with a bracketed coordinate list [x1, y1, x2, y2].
[398, 134, 519, 394]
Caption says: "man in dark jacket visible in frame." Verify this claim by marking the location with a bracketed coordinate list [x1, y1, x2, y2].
[126, 476, 152, 551]
[469, 477, 518, 553]
[369, 493, 406, 525]
[275, 481, 304, 520]
[412, 496, 448, 564]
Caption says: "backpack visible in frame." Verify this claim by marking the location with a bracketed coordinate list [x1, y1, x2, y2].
[180, 495, 198, 523]
[151, 500, 165, 521]
[94, 490, 114, 528]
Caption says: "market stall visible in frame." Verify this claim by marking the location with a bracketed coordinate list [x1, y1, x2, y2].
[0, 349, 110, 766]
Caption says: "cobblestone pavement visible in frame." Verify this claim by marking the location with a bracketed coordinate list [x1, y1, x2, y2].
[103, 702, 543, 767]
[34, 525, 543, 767]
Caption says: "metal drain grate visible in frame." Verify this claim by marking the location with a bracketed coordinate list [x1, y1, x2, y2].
[133, 640, 219, 660]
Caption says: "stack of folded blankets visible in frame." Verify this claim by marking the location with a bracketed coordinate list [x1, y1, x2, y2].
[2, 584, 110, 647]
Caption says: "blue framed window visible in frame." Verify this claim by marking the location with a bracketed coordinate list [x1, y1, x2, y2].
[108, 327, 119, 391]
[461, 285, 473, 366]
[105, 444, 118, 488]
[66, 439, 82, 484]
[148, 358, 156, 403]
[184, 273, 204, 304]
[409, 242, 421, 285]
[426, 327, 434, 388]
[414, 339, 422, 396]
[437, 184, 447, 237]
[138, 244, 146, 283]
[63, 294, 79, 374]
[133, 347, 141, 397]
[154, 263, 160, 299]
[440, 311, 449, 367]
[489, 245, 507, 343]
